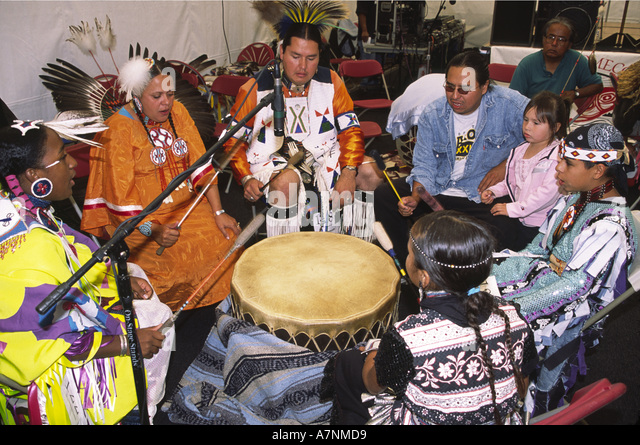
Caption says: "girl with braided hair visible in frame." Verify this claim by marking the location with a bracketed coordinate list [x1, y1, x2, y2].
[330, 211, 537, 425]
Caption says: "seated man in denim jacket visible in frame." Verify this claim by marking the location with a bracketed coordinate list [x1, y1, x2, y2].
[375, 50, 530, 262]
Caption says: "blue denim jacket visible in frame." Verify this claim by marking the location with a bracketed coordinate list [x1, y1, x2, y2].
[407, 85, 529, 202]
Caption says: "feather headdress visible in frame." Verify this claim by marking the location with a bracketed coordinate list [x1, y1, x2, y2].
[40, 44, 217, 147]
[117, 57, 156, 102]
[252, 0, 348, 39]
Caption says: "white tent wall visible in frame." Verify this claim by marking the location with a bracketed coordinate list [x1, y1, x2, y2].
[1, 1, 638, 121]
[0, 0, 359, 121]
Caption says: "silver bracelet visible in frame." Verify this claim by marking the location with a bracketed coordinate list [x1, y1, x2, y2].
[138, 221, 153, 237]
[119, 335, 129, 356]
[241, 175, 256, 187]
[215, 209, 226, 216]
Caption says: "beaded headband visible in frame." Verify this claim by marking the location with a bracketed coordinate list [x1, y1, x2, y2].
[409, 231, 492, 270]
[559, 123, 628, 166]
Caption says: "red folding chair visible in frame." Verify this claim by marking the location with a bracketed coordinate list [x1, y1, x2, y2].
[210, 74, 252, 192]
[488, 63, 517, 84]
[529, 378, 627, 425]
[210, 74, 252, 138]
[237, 42, 275, 66]
[338, 59, 391, 148]
[339, 59, 393, 117]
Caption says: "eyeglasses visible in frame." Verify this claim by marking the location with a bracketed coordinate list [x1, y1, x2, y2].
[443, 82, 475, 95]
[544, 34, 569, 45]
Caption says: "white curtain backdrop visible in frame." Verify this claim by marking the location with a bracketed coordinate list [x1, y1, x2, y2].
[1, 1, 637, 121]
[0, 0, 358, 120]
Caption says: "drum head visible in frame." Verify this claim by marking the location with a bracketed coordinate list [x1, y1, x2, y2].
[230, 232, 401, 351]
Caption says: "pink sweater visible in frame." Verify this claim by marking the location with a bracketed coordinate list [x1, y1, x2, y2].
[488, 140, 561, 227]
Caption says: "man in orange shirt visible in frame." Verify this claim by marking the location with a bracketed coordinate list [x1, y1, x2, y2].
[225, 2, 381, 238]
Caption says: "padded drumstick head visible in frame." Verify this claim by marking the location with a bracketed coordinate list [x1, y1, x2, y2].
[369, 149, 386, 171]
[374, 221, 394, 252]
[235, 213, 266, 248]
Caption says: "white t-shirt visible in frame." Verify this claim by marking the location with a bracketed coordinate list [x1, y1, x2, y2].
[442, 108, 479, 198]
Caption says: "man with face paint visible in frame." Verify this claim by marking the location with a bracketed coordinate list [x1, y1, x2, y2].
[375, 50, 530, 262]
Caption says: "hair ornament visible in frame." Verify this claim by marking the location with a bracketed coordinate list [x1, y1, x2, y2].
[118, 57, 156, 102]
[410, 231, 492, 269]
[10, 111, 107, 147]
[559, 123, 628, 166]
[11, 120, 43, 136]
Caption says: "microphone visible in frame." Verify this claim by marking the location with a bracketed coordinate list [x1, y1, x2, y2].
[374, 221, 407, 279]
[272, 59, 285, 138]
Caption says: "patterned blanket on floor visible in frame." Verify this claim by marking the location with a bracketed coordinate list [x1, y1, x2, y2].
[162, 299, 338, 425]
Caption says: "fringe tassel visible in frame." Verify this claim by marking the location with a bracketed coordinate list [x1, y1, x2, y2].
[266, 204, 300, 237]
[341, 191, 375, 242]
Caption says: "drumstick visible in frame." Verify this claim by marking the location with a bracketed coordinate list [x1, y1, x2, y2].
[373, 221, 421, 304]
[159, 212, 266, 332]
[156, 136, 245, 256]
[414, 185, 444, 212]
[259, 149, 306, 192]
[374, 221, 407, 279]
[370, 149, 402, 201]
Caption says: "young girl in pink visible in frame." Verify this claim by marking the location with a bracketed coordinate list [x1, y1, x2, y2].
[481, 91, 567, 250]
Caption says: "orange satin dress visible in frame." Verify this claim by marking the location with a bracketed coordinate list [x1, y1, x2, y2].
[81, 101, 239, 310]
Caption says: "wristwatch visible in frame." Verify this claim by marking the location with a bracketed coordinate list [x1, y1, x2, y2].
[343, 165, 358, 173]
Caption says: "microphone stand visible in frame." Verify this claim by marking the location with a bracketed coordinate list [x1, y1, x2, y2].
[36, 85, 277, 425]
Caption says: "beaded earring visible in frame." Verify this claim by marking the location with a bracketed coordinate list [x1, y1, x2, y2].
[31, 177, 53, 199]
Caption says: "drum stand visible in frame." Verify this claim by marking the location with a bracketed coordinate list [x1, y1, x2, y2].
[36, 63, 280, 425]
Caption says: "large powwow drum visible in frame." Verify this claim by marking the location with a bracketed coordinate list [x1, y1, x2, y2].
[229, 232, 401, 352]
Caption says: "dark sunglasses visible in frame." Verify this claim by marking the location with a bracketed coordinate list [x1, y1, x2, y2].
[443, 82, 475, 95]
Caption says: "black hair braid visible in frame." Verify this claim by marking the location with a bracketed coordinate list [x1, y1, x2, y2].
[495, 308, 527, 398]
[132, 99, 155, 146]
[463, 290, 502, 425]
[167, 112, 179, 139]
[131, 99, 179, 147]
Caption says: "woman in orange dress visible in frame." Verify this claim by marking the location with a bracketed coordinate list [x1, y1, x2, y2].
[82, 57, 241, 311]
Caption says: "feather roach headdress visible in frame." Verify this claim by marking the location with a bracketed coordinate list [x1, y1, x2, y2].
[252, 0, 348, 40]
[40, 41, 218, 147]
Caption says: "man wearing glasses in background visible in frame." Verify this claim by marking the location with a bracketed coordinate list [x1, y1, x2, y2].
[374, 49, 529, 262]
[509, 17, 603, 101]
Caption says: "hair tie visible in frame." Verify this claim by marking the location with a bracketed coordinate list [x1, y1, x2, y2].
[467, 287, 481, 296]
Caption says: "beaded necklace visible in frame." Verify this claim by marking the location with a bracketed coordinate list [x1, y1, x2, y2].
[132, 98, 191, 191]
[552, 179, 615, 246]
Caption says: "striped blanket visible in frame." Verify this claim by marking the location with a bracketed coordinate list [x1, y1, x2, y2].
[162, 299, 338, 425]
